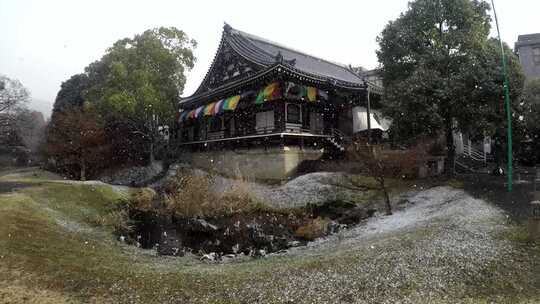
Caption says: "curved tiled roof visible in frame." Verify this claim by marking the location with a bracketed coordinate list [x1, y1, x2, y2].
[182, 23, 380, 106]
[228, 27, 364, 85]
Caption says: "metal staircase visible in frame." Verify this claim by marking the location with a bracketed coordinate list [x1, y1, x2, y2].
[455, 143, 489, 173]
[326, 137, 346, 152]
[325, 129, 350, 152]
[322, 129, 351, 159]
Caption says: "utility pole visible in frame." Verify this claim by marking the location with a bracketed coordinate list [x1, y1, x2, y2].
[491, 0, 513, 192]
[366, 85, 371, 144]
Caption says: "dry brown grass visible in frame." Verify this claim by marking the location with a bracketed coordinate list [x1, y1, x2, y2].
[86, 190, 144, 236]
[0, 284, 73, 304]
[131, 187, 157, 212]
[0, 254, 111, 304]
[88, 208, 134, 236]
[295, 217, 330, 241]
[163, 169, 261, 218]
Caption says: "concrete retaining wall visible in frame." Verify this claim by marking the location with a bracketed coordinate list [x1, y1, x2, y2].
[180, 146, 324, 181]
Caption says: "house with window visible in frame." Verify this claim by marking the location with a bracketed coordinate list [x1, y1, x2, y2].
[515, 33, 540, 80]
[173, 24, 384, 180]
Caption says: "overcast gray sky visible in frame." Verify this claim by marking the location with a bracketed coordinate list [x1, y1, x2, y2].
[1, 0, 538, 118]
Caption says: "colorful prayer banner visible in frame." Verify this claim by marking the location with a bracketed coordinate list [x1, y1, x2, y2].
[284, 82, 326, 102]
[306, 86, 317, 102]
[178, 111, 188, 123]
[179, 82, 330, 123]
[214, 99, 225, 114]
[223, 95, 241, 110]
[204, 102, 216, 116]
[195, 106, 204, 118]
[255, 82, 281, 104]
[179, 94, 244, 123]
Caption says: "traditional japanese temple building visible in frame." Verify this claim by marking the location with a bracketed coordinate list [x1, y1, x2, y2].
[174, 24, 384, 180]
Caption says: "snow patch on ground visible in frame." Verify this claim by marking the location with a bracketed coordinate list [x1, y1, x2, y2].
[99, 161, 163, 186]
[43, 206, 95, 234]
[218, 187, 516, 303]
[293, 186, 506, 253]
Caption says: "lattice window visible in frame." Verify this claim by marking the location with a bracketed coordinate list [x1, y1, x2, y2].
[256, 111, 274, 133]
[286, 103, 301, 124]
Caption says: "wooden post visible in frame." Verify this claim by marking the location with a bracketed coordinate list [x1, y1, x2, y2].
[366, 86, 371, 144]
[529, 201, 540, 241]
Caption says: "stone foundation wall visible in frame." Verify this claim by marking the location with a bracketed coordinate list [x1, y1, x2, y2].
[180, 146, 324, 181]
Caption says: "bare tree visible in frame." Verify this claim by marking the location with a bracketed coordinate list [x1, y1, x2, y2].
[0, 75, 30, 139]
[347, 139, 432, 216]
[0, 75, 29, 115]
[15, 110, 47, 161]
[47, 104, 110, 180]
[348, 142, 394, 215]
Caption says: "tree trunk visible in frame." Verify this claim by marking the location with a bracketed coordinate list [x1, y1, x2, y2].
[80, 159, 86, 181]
[379, 178, 392, 215]
[149, 141, 155, 164]
[444, 120, 455, 176]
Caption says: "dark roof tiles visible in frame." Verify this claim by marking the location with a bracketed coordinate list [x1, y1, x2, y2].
[229, 27, 364, 85]
[182, 24, 377, 105]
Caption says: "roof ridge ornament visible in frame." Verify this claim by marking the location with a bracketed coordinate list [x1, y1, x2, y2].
[275, 52, 296, 66]
[348, 64, 361, 74]
[275, 51, 284, 63]
[223, 22, 232, 33]
[285, 58, 296, 66]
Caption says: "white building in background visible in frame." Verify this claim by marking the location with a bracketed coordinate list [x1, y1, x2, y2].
[515, 33, 540, 80]
[352, 106, 390, 134]
[158, 125, 170, 142]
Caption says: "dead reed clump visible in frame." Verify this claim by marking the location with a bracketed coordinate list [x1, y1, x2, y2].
[295, 217, 330, 241]
[164, 170, 261, 218]
[89, 207, 134, 236]
[131, 187, 158, 212]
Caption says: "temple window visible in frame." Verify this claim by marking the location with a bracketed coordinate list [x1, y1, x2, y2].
[286, 103, 301, 124]
[256, 110, 274, 133]
[209, 116, 223, 132]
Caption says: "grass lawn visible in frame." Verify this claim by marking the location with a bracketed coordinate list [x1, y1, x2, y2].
[1, 168, 539, 303]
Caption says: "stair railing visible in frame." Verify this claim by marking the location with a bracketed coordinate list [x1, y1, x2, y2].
[534, 170, 540, 191]
[462, 143, 486, 164]
[330, 128, 351, 144]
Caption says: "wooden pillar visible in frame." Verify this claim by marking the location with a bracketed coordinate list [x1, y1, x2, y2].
[279, 100, 286, 132]
[366, 86, 371, 144]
